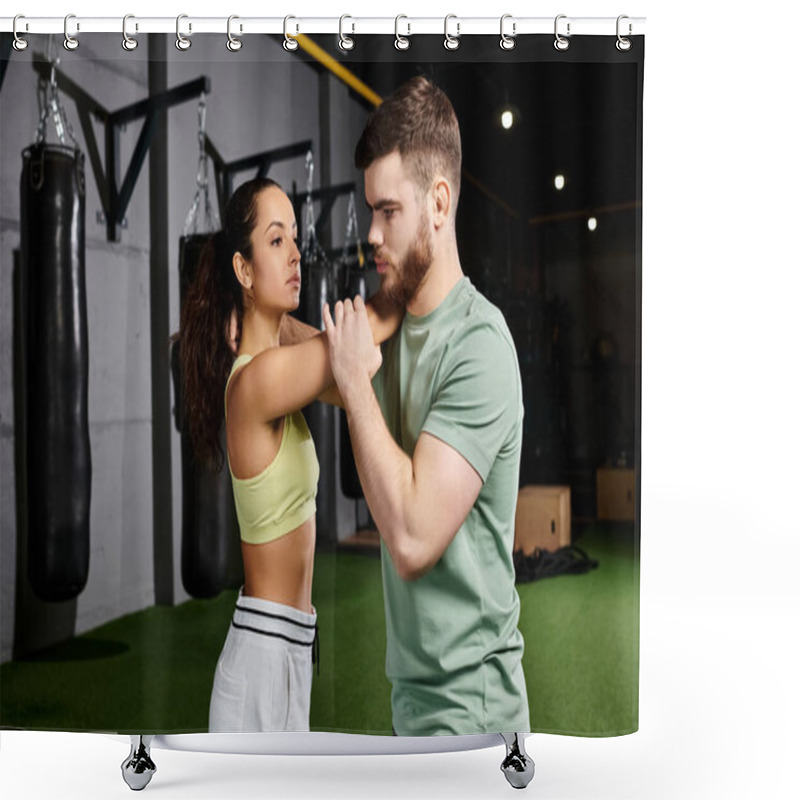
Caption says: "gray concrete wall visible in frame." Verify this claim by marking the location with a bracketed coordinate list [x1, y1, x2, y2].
[1, 34, 371, 663]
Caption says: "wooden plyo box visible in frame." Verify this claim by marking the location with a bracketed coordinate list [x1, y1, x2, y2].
[514, 485, 571, 555]
[596, 467, 636, 521]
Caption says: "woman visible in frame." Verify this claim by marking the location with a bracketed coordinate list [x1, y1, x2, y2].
[178, 177, 397, 732]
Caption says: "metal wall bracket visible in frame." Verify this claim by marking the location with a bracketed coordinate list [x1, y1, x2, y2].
[203, 137, 313, 214]
[32, 54, 210, 242]
[292, 181, 357, 243]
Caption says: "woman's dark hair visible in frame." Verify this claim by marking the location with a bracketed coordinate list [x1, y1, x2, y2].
[177, 177, 281, 468]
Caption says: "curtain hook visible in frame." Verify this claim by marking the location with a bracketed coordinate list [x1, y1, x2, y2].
[227, 15, 242, 51]
[394, 15, 410, 51]
[122, 15, 138, 51]
[176, 14, 191, 51]
[616, 15, 632, 51]
[283, 15, 299, 51]
[339, 15, 355, 51]
[554, 14, 570, 51]
[13, 15, 29, 51]
[64, 14, 79, 51]
[500, 14, 516, 51]
[444, 14, 460, 51]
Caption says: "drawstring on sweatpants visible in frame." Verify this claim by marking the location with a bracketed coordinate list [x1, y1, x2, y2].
[312, 625, 320, 676]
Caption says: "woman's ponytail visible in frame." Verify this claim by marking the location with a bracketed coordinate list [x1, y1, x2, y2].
[176, 177, 280, 468]
[177, 230, 238, 469]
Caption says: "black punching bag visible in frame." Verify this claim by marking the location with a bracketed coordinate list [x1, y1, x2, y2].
[300, 254, 337, 542]
[339, 261, 369, 499]
[173, 234, 237, 599]
[21, 144, 91, 602]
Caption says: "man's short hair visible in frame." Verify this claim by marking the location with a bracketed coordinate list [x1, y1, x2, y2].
[355, 76, 462, 204]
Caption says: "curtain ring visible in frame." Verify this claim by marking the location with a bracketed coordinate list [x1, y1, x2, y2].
[176, 14, 191, 51]
[554, 14, 570, 51]
[122, 15, 138, 51]
[394, 15, 410, 51]
[444, 14, 460, 51]
[227, 15, 242, 51]
[616, 15, 632, 51]
[339, 15, 355, 51]
[13, 15, 29, 51]
[500, 14, 516, 50]
[283, 15, 299, 51]
[64, 14, 79, 51]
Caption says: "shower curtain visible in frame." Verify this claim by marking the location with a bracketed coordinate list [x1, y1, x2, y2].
[0, 20, 643, 747]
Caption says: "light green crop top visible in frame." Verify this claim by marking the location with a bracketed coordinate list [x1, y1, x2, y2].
[225, 354, 319, 544]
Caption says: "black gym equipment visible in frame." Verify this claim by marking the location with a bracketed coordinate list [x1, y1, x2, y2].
[338, 192, 371, 500]
[292, 155, 363, 541]
[18, 60, 91, 603]
[21, 142, 91, 602]
[17, 58, 213, 603]
[296, 152, 337, 542]
[171, 98, 237, 599]
[172, 235, 239, 599]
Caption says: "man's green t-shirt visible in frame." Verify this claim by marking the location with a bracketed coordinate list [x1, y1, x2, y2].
[372, 277, 530, 735]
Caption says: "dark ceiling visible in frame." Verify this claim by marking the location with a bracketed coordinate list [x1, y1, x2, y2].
[302, 34, 642, 229]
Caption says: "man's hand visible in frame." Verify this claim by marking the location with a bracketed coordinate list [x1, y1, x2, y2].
[322, 295, 382, 403]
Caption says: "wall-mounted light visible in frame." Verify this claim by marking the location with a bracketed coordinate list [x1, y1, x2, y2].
[554, 174, 565, 190]
[587, 217, 598, 232]
[498, 103, 521, 131]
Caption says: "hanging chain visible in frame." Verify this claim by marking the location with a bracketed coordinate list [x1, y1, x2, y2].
[344, 190, 364, 268]
[183, 93, 220, 236]
[301, 149, 316, 253]
[301, 149, 329, 265]
[35, 39, 79, 148]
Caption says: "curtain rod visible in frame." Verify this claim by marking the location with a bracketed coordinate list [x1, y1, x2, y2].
[1, 16, 646, 38]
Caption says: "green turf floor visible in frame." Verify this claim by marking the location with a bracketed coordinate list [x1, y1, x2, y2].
[0, 523, 638, 736]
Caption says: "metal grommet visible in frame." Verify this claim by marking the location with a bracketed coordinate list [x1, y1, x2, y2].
[227, 15, 242, 51]
[13, 15, 29, 51]
[554, 14, 570, 51]
[394, 15, 410, 51]
[500, 14, 516, 51]
[444, 14, 460, 51]
[64, 13, 79, 51]
[616, 15, 632, 51]
[176, 14, 191, 51]
[283, 15, 299, 51]
[122, 15, 138, 51]
[338, 15, 354, 51]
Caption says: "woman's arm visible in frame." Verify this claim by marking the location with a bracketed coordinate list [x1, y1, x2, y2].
[228, 334, 336, 423]
[279, 290, 403, 347]
[275, 291, 403, 407]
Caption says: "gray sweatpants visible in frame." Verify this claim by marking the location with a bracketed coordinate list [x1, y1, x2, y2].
[209, 590, 317, 732]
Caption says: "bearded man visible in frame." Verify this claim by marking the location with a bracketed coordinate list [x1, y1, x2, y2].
[323, 76, 529, 738]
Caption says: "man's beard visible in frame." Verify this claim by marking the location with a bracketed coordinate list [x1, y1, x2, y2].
[382, 213, 433, 307]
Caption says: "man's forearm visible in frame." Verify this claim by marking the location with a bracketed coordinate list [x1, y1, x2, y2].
[341, 378, 425, 580]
